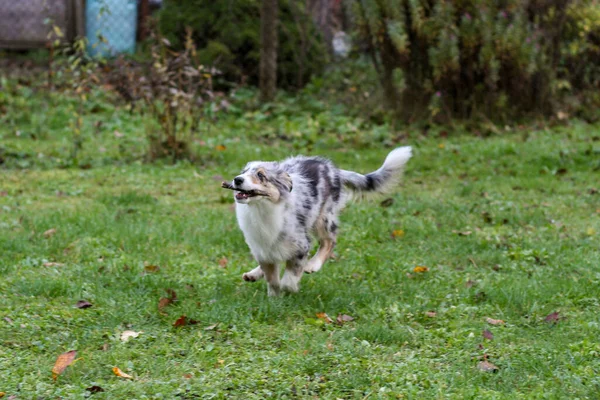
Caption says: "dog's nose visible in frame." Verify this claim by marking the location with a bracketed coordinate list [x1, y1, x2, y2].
[234, 176, 244, 186]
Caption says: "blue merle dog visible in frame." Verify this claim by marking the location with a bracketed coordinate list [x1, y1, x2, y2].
[225, 146, 412, 296]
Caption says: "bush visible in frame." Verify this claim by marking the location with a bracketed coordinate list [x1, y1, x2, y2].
[350, 0, 600, 122]
[157, 0, 328, 90]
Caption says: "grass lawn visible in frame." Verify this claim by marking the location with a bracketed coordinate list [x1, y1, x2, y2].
[1, 83, 600, 398]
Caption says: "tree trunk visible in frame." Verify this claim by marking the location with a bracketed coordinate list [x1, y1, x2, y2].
[260, 0, 279, 102]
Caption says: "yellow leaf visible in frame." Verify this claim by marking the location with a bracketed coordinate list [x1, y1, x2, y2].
[438, 143, 445, 149]
[413, 266, 429, 273]
[43, 228, 57, 238]
[316, 312, 333, 323]
[586, 227, 596, 236]
[215, 145, 226, 151]
[0, 392, 6, 398]
[112, 366, 133, 379]
[391, 229, 405, 238]
[53, 25, 64, 38]
[51, 350, 77, 381]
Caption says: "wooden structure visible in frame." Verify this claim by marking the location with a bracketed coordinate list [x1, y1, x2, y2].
[0, 0, 85, 49]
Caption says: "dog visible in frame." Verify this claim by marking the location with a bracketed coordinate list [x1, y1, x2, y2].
[223, 146, 412, 296]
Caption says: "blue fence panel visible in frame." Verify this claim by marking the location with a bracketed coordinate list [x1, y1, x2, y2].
[86, 0, 138, 57]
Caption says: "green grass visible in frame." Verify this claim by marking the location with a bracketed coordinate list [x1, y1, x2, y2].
[1, 83, 600, 399]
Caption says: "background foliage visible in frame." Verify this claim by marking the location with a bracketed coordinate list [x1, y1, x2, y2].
[157, 0, 328, 90]
[350, 0, 600, 122]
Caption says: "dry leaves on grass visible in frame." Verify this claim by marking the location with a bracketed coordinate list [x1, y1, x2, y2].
[486, 317, 505, 326]
[413, 266, 429, 273]
[158, 289, 177, 314]
[477, 360, 499, 372]
[51, 350, 77, 381]
[173, 315, 199, 328]
[545, 311, 562, 323]
[316, 312, 333, 324]
[43, 228, 57, 238]
[336, 314, 354, 325]
[144, 265, 160, 273]
[112, 366, 133, 379]
[120, 330, 142, 342]
[482, 329, 494, 340]
[391, 229, 405, 238]
[218, 257, 228, 268]
[425, 311, 437, 318]
[215, 144, 227, 151]
[75, 300, 93, 309]
[43, 262, 64, 267]
[86, 386, 105, 393]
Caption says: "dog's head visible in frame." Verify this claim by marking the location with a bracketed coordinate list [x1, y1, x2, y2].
[230, 162, 293, 204]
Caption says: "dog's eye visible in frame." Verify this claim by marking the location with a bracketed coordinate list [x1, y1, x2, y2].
[257, 171, 266, 181]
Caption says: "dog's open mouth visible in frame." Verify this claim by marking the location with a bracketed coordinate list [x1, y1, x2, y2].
[234, 189, 260, 200]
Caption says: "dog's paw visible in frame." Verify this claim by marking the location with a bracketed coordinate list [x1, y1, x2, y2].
[242, 266, 264, 282]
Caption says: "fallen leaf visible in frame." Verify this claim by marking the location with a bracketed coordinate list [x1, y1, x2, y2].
[413, 266, 429, 273]
[380, 198, 394, 207]
[556, 168, 568, 175]
[113, 130, 124, 138]
[316, 312, 333, 324]
[336, 314, 354, 325]
[326, 342, 334, 351]
[158, 297, 172, 313]
[204, 324, 219, 331]
[144, 265, 160, 273]
[452, 230, 472, 236]
[43, 228, 57, 238]
[120, 330, 142, 342]
[215, 144, 227, 151]
[482, 329, 494, 340]
[0, 392, 5, 398]
[4, 317, 13, 325]
[0, 191, 8, 197]
[545, 311, 561, 323]
[173, 315, 187, 327]
[43, 262, 64, 267]
[75, 300, 93, 309]
[486, 317, 505, 326]
[51, 350, 77, 381]
[183, 373, 193, 379]
[425, 311, 437, 317]
[438, 143, 445, 149]
[465, 280, 476, 288]
[218, 257, 228, 268]
[586, 227, 596, 236]
[112, 366, 133, 379]
[477, 360, 499, 372]
[86, 386, 105, 393]
[391, 229, 405, 238]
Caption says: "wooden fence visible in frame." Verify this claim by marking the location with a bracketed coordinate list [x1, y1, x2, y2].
[0, 0, 84, 49]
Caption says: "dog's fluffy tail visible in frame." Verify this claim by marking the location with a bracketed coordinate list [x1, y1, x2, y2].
[340, 146, 412, 199]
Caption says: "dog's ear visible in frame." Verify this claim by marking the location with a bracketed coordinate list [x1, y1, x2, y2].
[276, 171, 293, 193]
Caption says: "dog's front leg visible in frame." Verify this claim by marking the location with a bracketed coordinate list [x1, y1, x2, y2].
[242, 265, 264, 282]
[261, 263, 281, 297]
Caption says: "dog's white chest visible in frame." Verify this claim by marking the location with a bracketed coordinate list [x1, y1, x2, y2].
[236, 202, 287, 262]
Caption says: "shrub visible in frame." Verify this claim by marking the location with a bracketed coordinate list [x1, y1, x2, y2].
[157, 0, 328, 90]
[350, 0, 600, 122]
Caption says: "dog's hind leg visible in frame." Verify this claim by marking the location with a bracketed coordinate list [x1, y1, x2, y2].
[261, 263, 281, 297]
[305, 215, 338, 274]
[242, 266, 264, 282]
[281, 253, 308, 293]
[304, 239, 335, 274]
